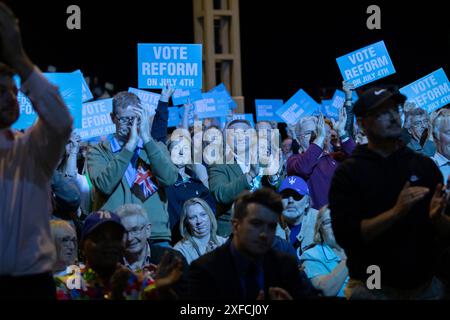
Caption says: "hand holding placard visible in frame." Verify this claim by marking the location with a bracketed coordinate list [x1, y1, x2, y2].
[161, 85, 175, 103]
[342, 80, 355, 101]
[67, 131, 81, 155]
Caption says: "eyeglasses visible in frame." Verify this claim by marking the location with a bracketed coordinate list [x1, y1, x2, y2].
[116, 116, 139, 125]
[59, 236, 77, 244]
[411, 119, 429, 127]
[281, 189, 304, 201]
[320, 218, 332, 227]
[126, 225, 148, 236]
[368, 105, 402, 119]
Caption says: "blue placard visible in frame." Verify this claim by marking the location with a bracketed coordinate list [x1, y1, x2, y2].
[73, 70, 93, 103]
[128, 87, 161, 115]
[194, 92, 230, 119]
[138, 43, 202, 89]
[77, 99, 115, 140]
[231, 113, 255, 128]
[400, 68, 450, 114]
[275, 89, 320, 126]
[255, 99, 284, 122]
[320, 100, 338, 120]
[209, 83, 237, 109]
[45, 72, 83, 129]
[336, 41, 396, 88]
[172, 88, 202, 106]
[12, 76, 37, 130]
[168, 107, 182, 128]
[14, 73, 83, 129]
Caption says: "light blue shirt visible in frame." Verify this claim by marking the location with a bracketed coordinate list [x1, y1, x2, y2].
[299, 244, 349, 298]
[432, 152, 450, 185]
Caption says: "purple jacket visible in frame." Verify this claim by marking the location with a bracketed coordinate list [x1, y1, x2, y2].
[287, 139, 356, 210]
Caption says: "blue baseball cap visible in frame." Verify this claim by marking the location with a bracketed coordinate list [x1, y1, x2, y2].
[278, 176, 309, 196]
[81, 210, 125, 242]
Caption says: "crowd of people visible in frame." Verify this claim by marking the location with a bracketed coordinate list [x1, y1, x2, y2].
[1, 3, 450, 300]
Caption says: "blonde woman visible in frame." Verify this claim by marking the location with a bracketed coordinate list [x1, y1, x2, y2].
[50, 220, 78, 276]
[174, 198, 227, 264]
[299, 206, 349, 297]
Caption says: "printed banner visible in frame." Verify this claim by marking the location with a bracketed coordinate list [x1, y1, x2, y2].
[336, 41, 396, 88]
[77, 98, 115, 140]
[275, 89, 320, 126]
[255, 99, 284, 122]
[138, 43, 202, 89]
[400, 68, 450, 113]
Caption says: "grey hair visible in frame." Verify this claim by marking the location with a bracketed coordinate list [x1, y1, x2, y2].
[404, 107, 429, 129]
[432, 108, 450, 141]
[295, 116, 317, 137]
[50, 220, 77, 243]
[112, 91, 141, 115]
[115, 203, 150, 224]
[313, 206, 330, 244]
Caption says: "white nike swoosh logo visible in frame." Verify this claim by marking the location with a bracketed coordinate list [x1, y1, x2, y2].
[374, 89, 386, 95]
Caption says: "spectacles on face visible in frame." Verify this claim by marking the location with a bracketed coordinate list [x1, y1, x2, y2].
[281, 189, 304, 201]
[116, 116, 139, 125]
[299, 130, 313, 138]
[58, 236, 77, 245]
[411, 119, 429, 127]
[126, 224, 148, 236]
[369, 105, 402, 119]
[320, 218, 332, 228]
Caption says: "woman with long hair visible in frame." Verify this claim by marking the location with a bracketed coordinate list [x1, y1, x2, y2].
[174, 198, 227, 264]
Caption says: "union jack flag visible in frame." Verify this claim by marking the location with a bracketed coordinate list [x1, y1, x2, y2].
[133, 166, 158, 199]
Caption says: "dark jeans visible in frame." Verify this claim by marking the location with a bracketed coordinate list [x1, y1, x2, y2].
[0, 272, 56, 300]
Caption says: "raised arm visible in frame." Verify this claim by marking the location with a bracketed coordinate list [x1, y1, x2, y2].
[151, 86, 173, 143]
[0, 4, 72, 177]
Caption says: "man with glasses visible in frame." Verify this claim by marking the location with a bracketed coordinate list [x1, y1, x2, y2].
[55, 210, 184, 300]
[287, 109, 355, 210]
[329, 87, 450, 299]
[403, 106, 435, 157]
[116, 204, 188, 298]
[431, 107, 450, 185]
[278, 176, 318, 253]
[87, 90, 178, 248]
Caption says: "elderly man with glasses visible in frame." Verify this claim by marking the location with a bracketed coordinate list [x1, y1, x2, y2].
[431, 107, 450, 185]
[116, 204, 189, 298]
[87, 89, 178, 248]
[402, 105, 436, 157]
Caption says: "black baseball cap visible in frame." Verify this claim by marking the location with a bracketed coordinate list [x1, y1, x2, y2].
[80, 210, 125, 242]
[354, 87, 407, 118]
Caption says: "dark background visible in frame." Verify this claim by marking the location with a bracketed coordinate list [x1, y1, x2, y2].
[5, 0, 449, 113]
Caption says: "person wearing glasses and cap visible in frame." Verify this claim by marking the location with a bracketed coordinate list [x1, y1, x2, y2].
[55, 210, 183, 300]
[278, 176, 318, 253]
[329, 87, 450, 299]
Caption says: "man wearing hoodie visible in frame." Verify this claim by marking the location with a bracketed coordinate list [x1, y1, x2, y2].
[329, 87, 450, 299]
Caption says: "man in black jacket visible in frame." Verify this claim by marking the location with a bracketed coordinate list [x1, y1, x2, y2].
[188, 188, 315, 300]
[329, 87, 450, 299]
